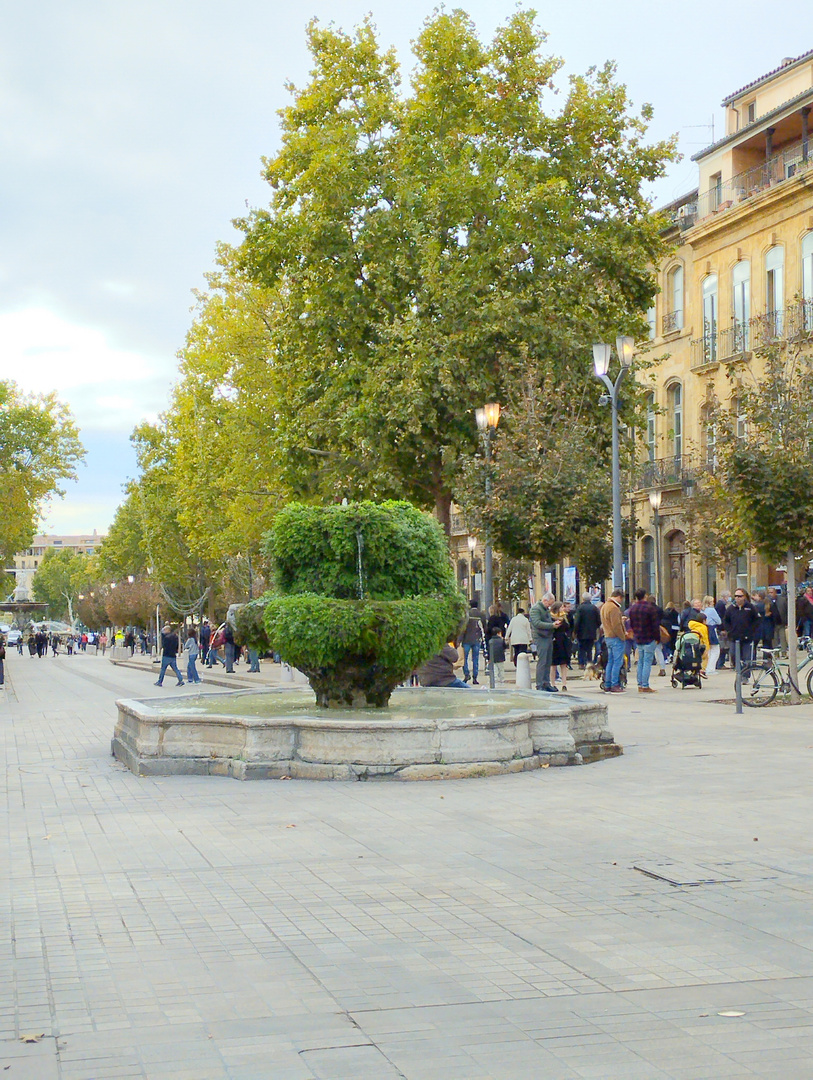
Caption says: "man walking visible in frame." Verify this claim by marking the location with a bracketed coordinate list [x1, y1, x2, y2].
[600, 588, 627, 693]
[154, 623, 184, 687]
[529, 591, 557, 692]
[628, 588, 660, 694]
[572, 593, 601, 669]
[723, 589, 758, 675]
[461, 600, 487, 685]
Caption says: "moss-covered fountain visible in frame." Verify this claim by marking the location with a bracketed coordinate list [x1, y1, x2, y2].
[112, 502, 619, 780]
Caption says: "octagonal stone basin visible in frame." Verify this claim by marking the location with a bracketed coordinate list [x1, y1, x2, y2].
[112, 686, 621, 781]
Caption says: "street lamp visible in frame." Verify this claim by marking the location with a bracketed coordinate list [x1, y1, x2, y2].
[467, 535, 477, 600]
[593, 335, 635, 591]
[649, 489, 662, 606]
[475, 403, 501, 612]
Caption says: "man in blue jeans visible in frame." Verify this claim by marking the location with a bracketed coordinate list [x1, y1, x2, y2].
[600, 588, 627, 693]
[627, 588, 660, 694]
[460, 600, 486, 684]
[154, 623, 184, 687]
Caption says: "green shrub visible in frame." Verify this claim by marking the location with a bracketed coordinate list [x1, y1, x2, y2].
[252, 500, 465, 707]
[263, 592, 466, 708]
[233, 598, 271, 653]
[263, 501, 457, 600]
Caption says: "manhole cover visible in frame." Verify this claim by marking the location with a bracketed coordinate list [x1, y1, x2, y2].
[633, 861, 741, 886]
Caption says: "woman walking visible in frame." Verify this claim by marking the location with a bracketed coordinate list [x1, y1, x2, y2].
[549, 602, 572, 692]
[184, 628, 202, 684]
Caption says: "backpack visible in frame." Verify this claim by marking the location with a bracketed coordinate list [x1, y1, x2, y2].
[211, 627, 225, 649]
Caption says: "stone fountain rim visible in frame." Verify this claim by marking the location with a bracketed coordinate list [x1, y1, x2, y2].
[116, 685, 606, 732]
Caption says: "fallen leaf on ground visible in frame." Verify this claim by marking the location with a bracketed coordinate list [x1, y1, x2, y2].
[541, 763, 550, 768]
[20, 1034, 45, 1043]
[286, 824, 296, 828]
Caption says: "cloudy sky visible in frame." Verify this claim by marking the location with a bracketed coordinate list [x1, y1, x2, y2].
[2, 0, 809, 535]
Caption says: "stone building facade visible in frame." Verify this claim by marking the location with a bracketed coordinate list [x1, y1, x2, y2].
[633, 50, 813, 604]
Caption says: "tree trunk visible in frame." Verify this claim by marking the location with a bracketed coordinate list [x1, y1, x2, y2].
[787, 549, 801, 703]
[434, 490, 452, 537]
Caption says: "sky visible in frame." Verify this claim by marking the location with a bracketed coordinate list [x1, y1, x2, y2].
[2, 0, 810, 535]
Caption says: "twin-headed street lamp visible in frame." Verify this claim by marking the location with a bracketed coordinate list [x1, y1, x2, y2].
[593, 336, 635, 591]
[475, 402, 501, 612]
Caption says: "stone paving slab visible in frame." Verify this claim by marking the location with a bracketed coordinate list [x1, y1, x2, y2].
[3, 652, 813, 1077]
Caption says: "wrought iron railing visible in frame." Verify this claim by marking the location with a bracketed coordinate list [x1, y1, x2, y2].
[718, 320, 750, 359]
[692, 302, 813, 369]
[696, 139, 813, 220]
[637, 455, 694, 489]
[661, 309, 682, 335]
[690, 323, 718, 369]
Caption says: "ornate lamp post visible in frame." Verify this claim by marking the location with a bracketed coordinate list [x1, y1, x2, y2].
[649, 489, 662, 605]
[592, 336, 634, 591]
[475, 403, 501, 612]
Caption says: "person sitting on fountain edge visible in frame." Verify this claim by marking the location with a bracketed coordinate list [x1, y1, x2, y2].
[416, 640, 470, 689]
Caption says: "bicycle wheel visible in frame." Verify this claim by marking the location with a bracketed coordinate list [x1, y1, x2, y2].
[739, 664, 778, 706]
[806, 665, 813, 699]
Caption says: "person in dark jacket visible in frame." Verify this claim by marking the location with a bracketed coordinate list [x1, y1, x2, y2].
[417, 643, 469, 688]
[796, 588, 813, 639]
[199, 619, 212, 665]
[572, 594, 601, 668]
[461, 600, 487, 684]
[485, 603, 510, 643]
[155, 623, 184, 687]
[628, 589, 661, 692]
[768, 587, 787, 649]
[715, 592, 732, 668]
[223, 621, 236, 673]
[723, 589, 759, 671]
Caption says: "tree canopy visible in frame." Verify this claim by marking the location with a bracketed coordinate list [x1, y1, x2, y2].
[0, 381, 84, 562]
[108, 9, 675, 598]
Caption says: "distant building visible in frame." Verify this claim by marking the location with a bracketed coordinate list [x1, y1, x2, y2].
[10, 532, 105, 601]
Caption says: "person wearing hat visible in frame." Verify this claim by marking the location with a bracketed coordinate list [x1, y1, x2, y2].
[155, 623, 184, 687]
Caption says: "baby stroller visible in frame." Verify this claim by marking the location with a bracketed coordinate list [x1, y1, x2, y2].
[671, 630, 704, 689]
[597, 638, 628, 691]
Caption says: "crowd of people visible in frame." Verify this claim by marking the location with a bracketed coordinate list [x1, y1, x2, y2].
[415, 583, 813, 693]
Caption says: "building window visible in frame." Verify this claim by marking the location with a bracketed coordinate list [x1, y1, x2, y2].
[702, 274, 718, 362]
[701, 405, 717, 470]
[646, 306, 656, 340]
[710, 173, 722, 212]
[667, 382, 682, 459]
[802, 232, 813, 330]
[663, 265, 684, 333]
[747, 101, 756, 124]
[765, 245, 784, 336]
[732, 260, 750, 351]
[646, 393, 656, 462]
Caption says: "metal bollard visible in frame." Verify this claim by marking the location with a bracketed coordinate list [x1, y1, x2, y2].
[734, 639, 743, 714]
[515, 651, 531, 689]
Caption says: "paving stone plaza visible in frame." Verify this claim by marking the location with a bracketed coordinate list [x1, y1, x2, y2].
[3, 652, 813, 1079]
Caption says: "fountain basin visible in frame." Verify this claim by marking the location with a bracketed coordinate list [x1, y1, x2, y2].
[112, 687, 621, 780]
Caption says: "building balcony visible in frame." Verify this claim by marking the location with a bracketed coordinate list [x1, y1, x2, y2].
[697, 138, 813, 220]
[636, 455, 696, 491]
[691, 301, 813, 371]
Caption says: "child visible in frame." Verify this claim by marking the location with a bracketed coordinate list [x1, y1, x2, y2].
[490, 628, 506, 686]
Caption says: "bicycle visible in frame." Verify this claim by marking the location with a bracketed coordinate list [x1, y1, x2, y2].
[739, 636, 813, 706]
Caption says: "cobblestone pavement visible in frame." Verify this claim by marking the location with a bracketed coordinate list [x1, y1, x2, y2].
[3, 652, 813, 1078]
